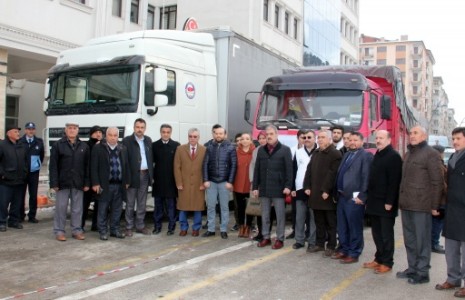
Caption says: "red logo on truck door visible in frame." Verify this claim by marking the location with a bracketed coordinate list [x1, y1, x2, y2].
[185, 82, 195, 99]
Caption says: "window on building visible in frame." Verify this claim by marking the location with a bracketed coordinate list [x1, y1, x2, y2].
[274, 5, 280, 29]
[413, 99, 418, 108]
[414, 46, 419, 54]
[377, 46, 386, 53]
[396, 58, 405, 65]
[5, 96, 19, 130]
[413, 60, 419, 68]
[130, 0, 139, 24]
[396, 45, 406, 51]
[413, 86, 418, 94]
[364, 47, 372, 56]
[293, 18, 298, 40]
[413, 73, 419, 81]
[377, 59, 386, 65]
[147, 5, 155, 29]
[263, 0, 269, 22]
[112, 0, 122, 17]
[284, 11, 289, 34]
[160, 5, 177, 29]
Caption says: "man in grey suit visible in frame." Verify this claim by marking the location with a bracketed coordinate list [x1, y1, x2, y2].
[333, 131, 373, 264]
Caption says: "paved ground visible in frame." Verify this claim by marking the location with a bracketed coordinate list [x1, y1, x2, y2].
[2, 163, 453, 299]
[0, 204, 455, 300]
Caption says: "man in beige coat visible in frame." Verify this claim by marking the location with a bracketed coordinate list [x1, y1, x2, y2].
[174, 128, 206, 237]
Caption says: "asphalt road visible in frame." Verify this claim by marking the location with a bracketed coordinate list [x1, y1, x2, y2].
[0, 206, 456, 300]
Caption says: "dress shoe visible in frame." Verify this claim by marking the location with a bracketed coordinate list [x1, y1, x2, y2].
[257, 239, 271, 247]
[242, 226, 251, 238]
[221, 232, 228, 239]
[293, 243, 304, 249]
[272, 240, 284, 250]
[125, 229, 133, 237]
[455, 288, 465, 298]
[230, 224, 239, 231]
[432, 244, 446, 254]
[152, 228, 161, 234]
[307, 245, 324, 253]
[331, 252, 347, 260]
[374, 265, 392, 274]
[0, 225, 6, 232]
[396, 269, 415, 279]
[202, 222, 208, 229]
[285, 231, 295, 239]
[340, 256, 359, 264]
[100, 234, 108, 241]
[192, 230, 199, 237]
[72, 232, 85, 240]
[28, 217, 39, 223]
[363, 261, 380, 269]
[56, 234, 66, 241]
[407, 274, 430, 285]
[167, 230, 174, 236]
[110, 231, 125, 239]
[237, 225, 245, 237]
[202, 231, 215, 237]
[435, 281, 460, 290]
[135, 227, 151, 235]
[8, 223, 23, 229]
[323, 249, 335, 257]
[179, 230, 188, 236]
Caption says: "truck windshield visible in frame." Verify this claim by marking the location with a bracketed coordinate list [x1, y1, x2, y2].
[47, 64, 140, 115]
[256, 89, 363, 129]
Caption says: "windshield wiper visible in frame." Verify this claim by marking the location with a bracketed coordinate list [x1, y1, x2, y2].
[299, 118, 337, 126]
[260, 118, 300, 128]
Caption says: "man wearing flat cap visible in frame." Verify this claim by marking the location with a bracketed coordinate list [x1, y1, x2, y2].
[0, 125, 28, 232]
[49, 122, 90, 241]
[19, 122, 44, 223]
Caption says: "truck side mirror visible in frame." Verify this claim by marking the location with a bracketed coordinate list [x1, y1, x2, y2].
[154, 68, 168, 92]
[154, 94, 168, 107]
[244, 99, 251, 122]
[381, 95, 392, 120]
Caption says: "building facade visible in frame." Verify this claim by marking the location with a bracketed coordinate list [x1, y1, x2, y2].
[359, 35, 435, 125]
[0, 0, 304, 137]
[340, 0, 359, 65]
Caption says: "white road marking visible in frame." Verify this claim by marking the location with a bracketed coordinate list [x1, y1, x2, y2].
[55, 241, 254, 300]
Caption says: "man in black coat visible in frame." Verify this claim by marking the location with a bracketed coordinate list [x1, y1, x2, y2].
[19, 122, 44, 223]
[0, 126, 28, 231]
[152, 124, 180, 235]
[365, 130, 402, 274]
[50, 122, 90, 241]
[122, 118, 153, 236]
[91, 127, 129, 241]
[435, 127, 465, 296]
[253, 125, 293, 249]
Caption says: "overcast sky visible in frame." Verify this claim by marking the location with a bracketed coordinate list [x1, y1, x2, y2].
[359, 0, 465, 126]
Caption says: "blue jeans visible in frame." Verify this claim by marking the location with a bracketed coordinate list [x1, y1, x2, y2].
[206, 182, 230, 232]
[179, 211, 202, 231]
[153, 197, 177, 231]
[337, 195, 365, 258]
[98, 184, 123, 234]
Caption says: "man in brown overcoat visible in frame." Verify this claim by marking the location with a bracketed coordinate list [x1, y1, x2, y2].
[174, 128, 206, 237]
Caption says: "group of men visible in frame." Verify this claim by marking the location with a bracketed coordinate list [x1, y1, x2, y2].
[0, 122, 44, 232]
[2, 119, 465, 295]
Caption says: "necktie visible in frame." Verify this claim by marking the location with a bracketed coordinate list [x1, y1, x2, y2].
[28, 138, 32, 147]
[191, 147, 195, 159]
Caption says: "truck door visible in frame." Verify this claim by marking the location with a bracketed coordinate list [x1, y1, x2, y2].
[367, 92, 381, 148]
